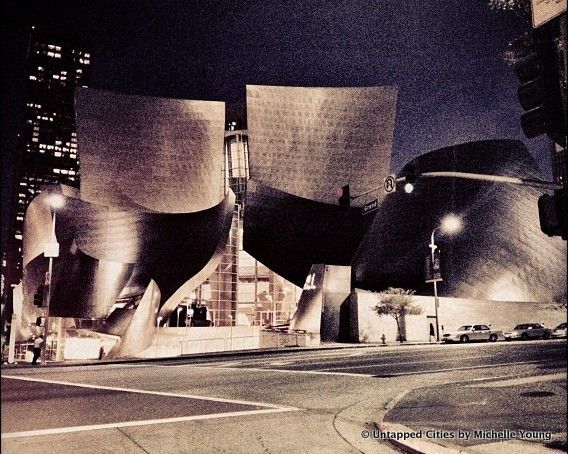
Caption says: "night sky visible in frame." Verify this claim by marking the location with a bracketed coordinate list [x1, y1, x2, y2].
[1, 0, 552, 243]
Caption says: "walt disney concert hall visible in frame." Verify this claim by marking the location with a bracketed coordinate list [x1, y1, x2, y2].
[18, 85, 566, 359]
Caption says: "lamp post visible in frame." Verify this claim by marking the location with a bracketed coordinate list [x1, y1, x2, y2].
[176, 306, 182, 335]
[156, 316, 162, 358]
[429, 214, 462, 342]
[228, 314, 233, 351]
[40, 193, 65, 365]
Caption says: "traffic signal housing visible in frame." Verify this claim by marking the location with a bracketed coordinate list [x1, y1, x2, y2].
[538, 188, 567, 240]
[33, 285, 45, 307]
[505, 24, 566, 145]
[404, 164, 419, 184]
[337, 184, 350, 209]
[400, 163, 420, 193]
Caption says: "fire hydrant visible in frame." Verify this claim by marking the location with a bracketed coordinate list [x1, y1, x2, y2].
[381, 334, 386, 345]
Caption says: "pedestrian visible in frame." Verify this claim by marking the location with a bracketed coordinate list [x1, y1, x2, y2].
[32, 334, 44, 365]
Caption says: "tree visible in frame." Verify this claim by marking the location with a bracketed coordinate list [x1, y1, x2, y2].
[373, 288, 422, 343]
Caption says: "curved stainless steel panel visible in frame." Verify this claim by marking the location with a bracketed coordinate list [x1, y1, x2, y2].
[76, 88, 225, 213]
[352, 140, 567, 303]
[243, 183, 373, 287]
[246, 85, 397, 205]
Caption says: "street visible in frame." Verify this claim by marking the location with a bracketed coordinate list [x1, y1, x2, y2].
[2, 340, 566, 454]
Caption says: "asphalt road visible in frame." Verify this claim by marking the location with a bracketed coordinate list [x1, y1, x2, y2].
[1, 339, 566, 454]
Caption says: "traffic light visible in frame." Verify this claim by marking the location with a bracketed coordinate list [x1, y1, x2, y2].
[33, 285, 44, 307]
[337, 184, 350, 208]
[505, 24, 566, 145]
[400, 163, 419, 193]
[538, 188, 567, 240]
[404, 164, 419, 184]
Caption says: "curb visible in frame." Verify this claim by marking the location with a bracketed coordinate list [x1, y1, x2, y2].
[1, 340, 440, 369]
[374, 421, 469, 454]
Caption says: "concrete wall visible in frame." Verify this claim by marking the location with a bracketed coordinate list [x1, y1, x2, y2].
[289, 264, 351, 342]
[136, 325, 260, 357]
[350, 289, 567, 343]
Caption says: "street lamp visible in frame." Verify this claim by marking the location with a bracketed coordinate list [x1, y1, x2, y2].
[176, 306, 182, 335]
[228, 314, 233, 351]
[430, 214, 462, 342]
[156, 316, 163, 358]
[40, 193, 65, 365]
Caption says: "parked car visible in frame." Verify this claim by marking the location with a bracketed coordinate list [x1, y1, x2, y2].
[442, 324, 502, 343]
[503, 323, 552, 341]
[551, 322, 567, 338]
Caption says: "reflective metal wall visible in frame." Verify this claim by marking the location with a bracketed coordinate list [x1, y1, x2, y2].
[352, 140, 567, 303]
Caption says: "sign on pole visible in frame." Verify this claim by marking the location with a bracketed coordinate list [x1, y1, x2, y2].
[362, 198, 379, 215]
[531, 0, 566, 28]
[383, 174, 396, 193]
[425, 251, 443, 283]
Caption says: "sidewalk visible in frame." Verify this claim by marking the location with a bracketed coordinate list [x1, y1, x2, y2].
[1, 339, 437, 369]
[375, 373, 568, 454]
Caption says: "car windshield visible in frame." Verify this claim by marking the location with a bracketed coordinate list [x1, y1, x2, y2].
[555, 323, 567, 329]
[514, 324, 527, 330]
[458, 325, 472, 331]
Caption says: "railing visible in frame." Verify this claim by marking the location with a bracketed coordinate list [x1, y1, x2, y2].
[2, 341, 59, 363]
[178, 334, 259, 355]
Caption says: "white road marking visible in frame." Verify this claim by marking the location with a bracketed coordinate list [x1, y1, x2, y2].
[324, 359, 552, 376]
[0, 375, 299, 410]
[318, 354, 497, 371]
[466, 372, 567, 388]
[1, 408, 298, 440]
[193, 366, 375, 377]
[176, 358, 557, 378]
[268, 360, 296, 365]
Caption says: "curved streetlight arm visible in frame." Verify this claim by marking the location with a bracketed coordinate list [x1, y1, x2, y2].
[430, 227, 439, 252]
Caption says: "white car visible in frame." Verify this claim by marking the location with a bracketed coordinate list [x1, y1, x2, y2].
[442, 324, 502, 343]
[552, 322, 567, 338]
[503, 323, 552, 341]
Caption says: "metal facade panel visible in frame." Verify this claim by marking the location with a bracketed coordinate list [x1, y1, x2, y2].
[352, 140, 567, 303]
[75, 88, 225, 213]
[246, 85, 397, 205]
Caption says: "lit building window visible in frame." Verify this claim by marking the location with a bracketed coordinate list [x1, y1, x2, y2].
[29, 75, 37, 80]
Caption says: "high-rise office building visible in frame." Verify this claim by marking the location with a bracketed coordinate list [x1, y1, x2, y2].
[3, 26, 90, 306]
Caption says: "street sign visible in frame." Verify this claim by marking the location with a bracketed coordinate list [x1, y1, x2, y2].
[531, 0, 566, 28]
[384, 174, 396, 193]
[362, 198, 379, 215]
[425, 252, 443, 283]
[44, 241, 59, 258]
